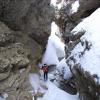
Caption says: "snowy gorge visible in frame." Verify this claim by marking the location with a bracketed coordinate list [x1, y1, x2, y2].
[70, 8, 100, 79]
[34, 7, 100, 100]
[0, 0, 100, 100]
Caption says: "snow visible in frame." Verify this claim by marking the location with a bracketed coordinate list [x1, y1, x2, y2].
[50, 0, 81, 11]
[29, 5, 100, 100]
[50, 0, 57, 7]
[71, 0, 79, 14]
[29, 74, 78, 100]
[51, 22, 60, 35]
[42, 40, 59, 65]
[38, 81, 78, 100]
[29, 74, 46, 94]
[70, 8, 100, 78]
[57, 58, 72, 79]
[29, 74, 41, 92]
[0, 97, 5, 100]
[42, 22, 65, 65]
[50, 0, 66, 10]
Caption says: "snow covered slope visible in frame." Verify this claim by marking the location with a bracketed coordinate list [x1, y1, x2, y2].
[29, 74, 79, 100]
[38, 6, 100, 100]
[69, 8, 100, 78]
[38, 81, 78, 100]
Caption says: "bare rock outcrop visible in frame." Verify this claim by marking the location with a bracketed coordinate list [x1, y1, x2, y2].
[0, 0, 53, 45]
[0, 21, 36, 100]
[0, 0, 53, 99]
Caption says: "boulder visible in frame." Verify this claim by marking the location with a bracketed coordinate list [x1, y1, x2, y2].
[0, 0, 53, 45]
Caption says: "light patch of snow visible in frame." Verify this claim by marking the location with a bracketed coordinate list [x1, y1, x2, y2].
[19, 68, 25, 73]
[57, 58, 72, 79]
[2, 93, 8, 99]
[29, 74, 78, 100]
[50, 0, 66, 10]
[57, 0, 67, 10]
[70, 8, 100, 78]
[38, 81, 78, 100]
[29, 74, 40, 92]
[0, 93, 8, 100]
[51, 22, 60, 36]
[50, 0, 57, 7]
[50, 33, 65, 58]
[0, 97, 5, 100]
[29, 74, 46, 94]
[71, 0, 79, 14]
[34, 18, 76, 99]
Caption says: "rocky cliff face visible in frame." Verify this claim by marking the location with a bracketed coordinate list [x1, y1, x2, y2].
[0, 0, 52, 99]
[0, 21, 31, 100]
[0, 0, 53, 45]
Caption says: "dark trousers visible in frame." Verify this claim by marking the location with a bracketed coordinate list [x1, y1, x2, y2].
[44, 72, 48, 81]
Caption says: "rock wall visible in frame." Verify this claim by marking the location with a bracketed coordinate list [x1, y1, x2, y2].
[0, 22, 31, 100]
[0, 0, 52, 99]
[0, 0, 53, 45]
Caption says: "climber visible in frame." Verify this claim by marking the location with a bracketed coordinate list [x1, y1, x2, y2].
[42, 64, 48, 81]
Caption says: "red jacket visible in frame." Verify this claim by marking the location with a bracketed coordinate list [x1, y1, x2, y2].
[42, 65, 48, 72]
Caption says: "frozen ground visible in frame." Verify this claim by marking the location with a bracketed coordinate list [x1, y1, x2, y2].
[29, 74, 79, 100]
[38, 7, 100, 100]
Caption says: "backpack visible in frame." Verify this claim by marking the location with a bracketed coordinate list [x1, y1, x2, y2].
[42, 66, 48, 72]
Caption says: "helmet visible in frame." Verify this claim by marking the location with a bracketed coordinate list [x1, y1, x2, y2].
[44, 64, 47, 66]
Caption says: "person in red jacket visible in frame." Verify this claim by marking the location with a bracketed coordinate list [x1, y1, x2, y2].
[42, 64, 48, 81]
